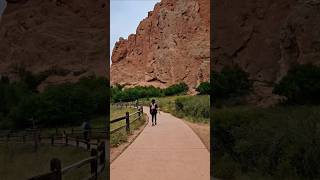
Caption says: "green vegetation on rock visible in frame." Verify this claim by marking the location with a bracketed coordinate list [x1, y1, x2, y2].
[111, 82, 189, 103]
[212, 66, 252, 102]
[274, 64, 320, 105]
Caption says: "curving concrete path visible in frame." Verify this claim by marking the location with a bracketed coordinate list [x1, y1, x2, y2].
[110, 107, 209, 180]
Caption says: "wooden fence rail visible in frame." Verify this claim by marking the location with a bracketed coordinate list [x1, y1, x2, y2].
[28, 141, 106, 180]
[0, 128, 107, 179]
[111, 101, 140, 109]
[110, 105, 144, 134]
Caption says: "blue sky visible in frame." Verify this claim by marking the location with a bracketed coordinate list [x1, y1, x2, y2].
[110, 0, 160, 63]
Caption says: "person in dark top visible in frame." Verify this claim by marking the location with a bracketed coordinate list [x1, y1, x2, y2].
[150, 99, 158, 126]
[82, 120, 91, 141]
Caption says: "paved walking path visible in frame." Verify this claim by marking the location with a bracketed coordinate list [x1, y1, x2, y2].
[110, 107, 209, 180]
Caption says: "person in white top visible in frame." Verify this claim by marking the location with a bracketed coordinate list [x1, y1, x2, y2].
[149, 99, 158, 126]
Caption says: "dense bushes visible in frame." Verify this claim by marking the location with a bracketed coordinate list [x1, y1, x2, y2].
[163, 82, 188, 96]
[274, 64, 320, 105]
[212, 106, 320, 179]
[212, 66, 252, 100]
[111, 82, 189, 103]
[174, 95, 209, 121]
[196, 81, 210, 95]
[0, 73, 108, 129]
[111, 85, 163, 102]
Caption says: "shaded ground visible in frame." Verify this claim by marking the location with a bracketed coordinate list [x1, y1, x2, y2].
[0, 143, 88, 180]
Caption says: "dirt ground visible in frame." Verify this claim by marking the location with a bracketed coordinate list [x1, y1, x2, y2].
[110, 115, 148, 162]
[183, 121, 210, 150]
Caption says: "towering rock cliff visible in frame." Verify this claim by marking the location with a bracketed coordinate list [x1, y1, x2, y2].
[213, 0, 320, 105]
[0, 0, 108, 88]
[110, 0, 210, 91]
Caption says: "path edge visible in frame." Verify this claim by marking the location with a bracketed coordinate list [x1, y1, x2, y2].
[110, 113, 149, 164]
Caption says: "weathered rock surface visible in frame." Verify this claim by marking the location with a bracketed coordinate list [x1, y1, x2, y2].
[213, 0, 320, 106]
[110, 0, 210, 91]
[0, 0, 108, 87]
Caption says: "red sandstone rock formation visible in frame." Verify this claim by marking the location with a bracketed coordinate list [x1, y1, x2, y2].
[0, 0, 108, 88]
[110, 0, 210, 91]
[213, 0, 320, 106]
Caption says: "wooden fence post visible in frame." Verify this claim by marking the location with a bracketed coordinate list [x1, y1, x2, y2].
[34, 131, 38, 152]
[50, 158, 62, 180]
[98, 141, 106, 167]
[38, 134, 41, 143]
[90, 149, 98, 180]
[125, 112, 130, 133]
[87, 141, 90, 151]
[138, 108, 141, 120]
[76, 136, 79, 147]
[51, 135, 54, 146]
[65, 134, 68, 146]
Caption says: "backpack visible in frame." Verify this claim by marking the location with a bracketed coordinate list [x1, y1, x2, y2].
[151, 103, 157, 111]
[83, 122, 90, 130]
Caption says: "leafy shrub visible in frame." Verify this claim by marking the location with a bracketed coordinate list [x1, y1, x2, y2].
[273, 64, 320, 105]
[111, 82, 189, 103]
[10, 83, 95, 128]
[196, 81, 210, 95]
[111, 86, 163, 102]
[212, 66, 252, 100]
[164, 82, 189, 96]
[174, 95, 209, 121]
[0, 81, 33, 118]
[1, 75, 108, 129]
[212, 106, 320, 179]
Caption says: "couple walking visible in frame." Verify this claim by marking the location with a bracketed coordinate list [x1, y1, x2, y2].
[149, 99, 159, 126]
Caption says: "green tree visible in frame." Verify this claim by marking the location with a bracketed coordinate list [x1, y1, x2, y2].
[212, 66, 252, 100]
[273, 64, 320, 105]
[164, 82, 189, 96]
[196, 81, 210, 95]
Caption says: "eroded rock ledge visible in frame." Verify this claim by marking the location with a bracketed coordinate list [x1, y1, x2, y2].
[110, 0, 210, 91]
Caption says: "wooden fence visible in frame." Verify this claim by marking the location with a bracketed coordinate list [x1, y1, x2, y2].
[0, 128, 106, 148]
[111, 101, 139, 109]
[0, 128, 107, 179]
[28, 141, 106, 180]
[110, 105, 144, 134]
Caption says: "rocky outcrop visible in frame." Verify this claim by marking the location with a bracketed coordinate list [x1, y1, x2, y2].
[110, 0, 210, 91]
[0, 0, 108, 87]
[213, 0, 320, 106]
[278, 0, 320, 80]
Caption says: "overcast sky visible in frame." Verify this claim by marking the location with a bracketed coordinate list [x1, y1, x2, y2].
[110, 0, 160, 63]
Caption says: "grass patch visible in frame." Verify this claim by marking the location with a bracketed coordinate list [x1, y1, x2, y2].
[31, 116, 107, 140]
[212, 105, 320, 179]
[110, 106, 145, 147]
[110, 107, 136, 131]
[0, 143, 97, 180]
[141, 95, 210, 123]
